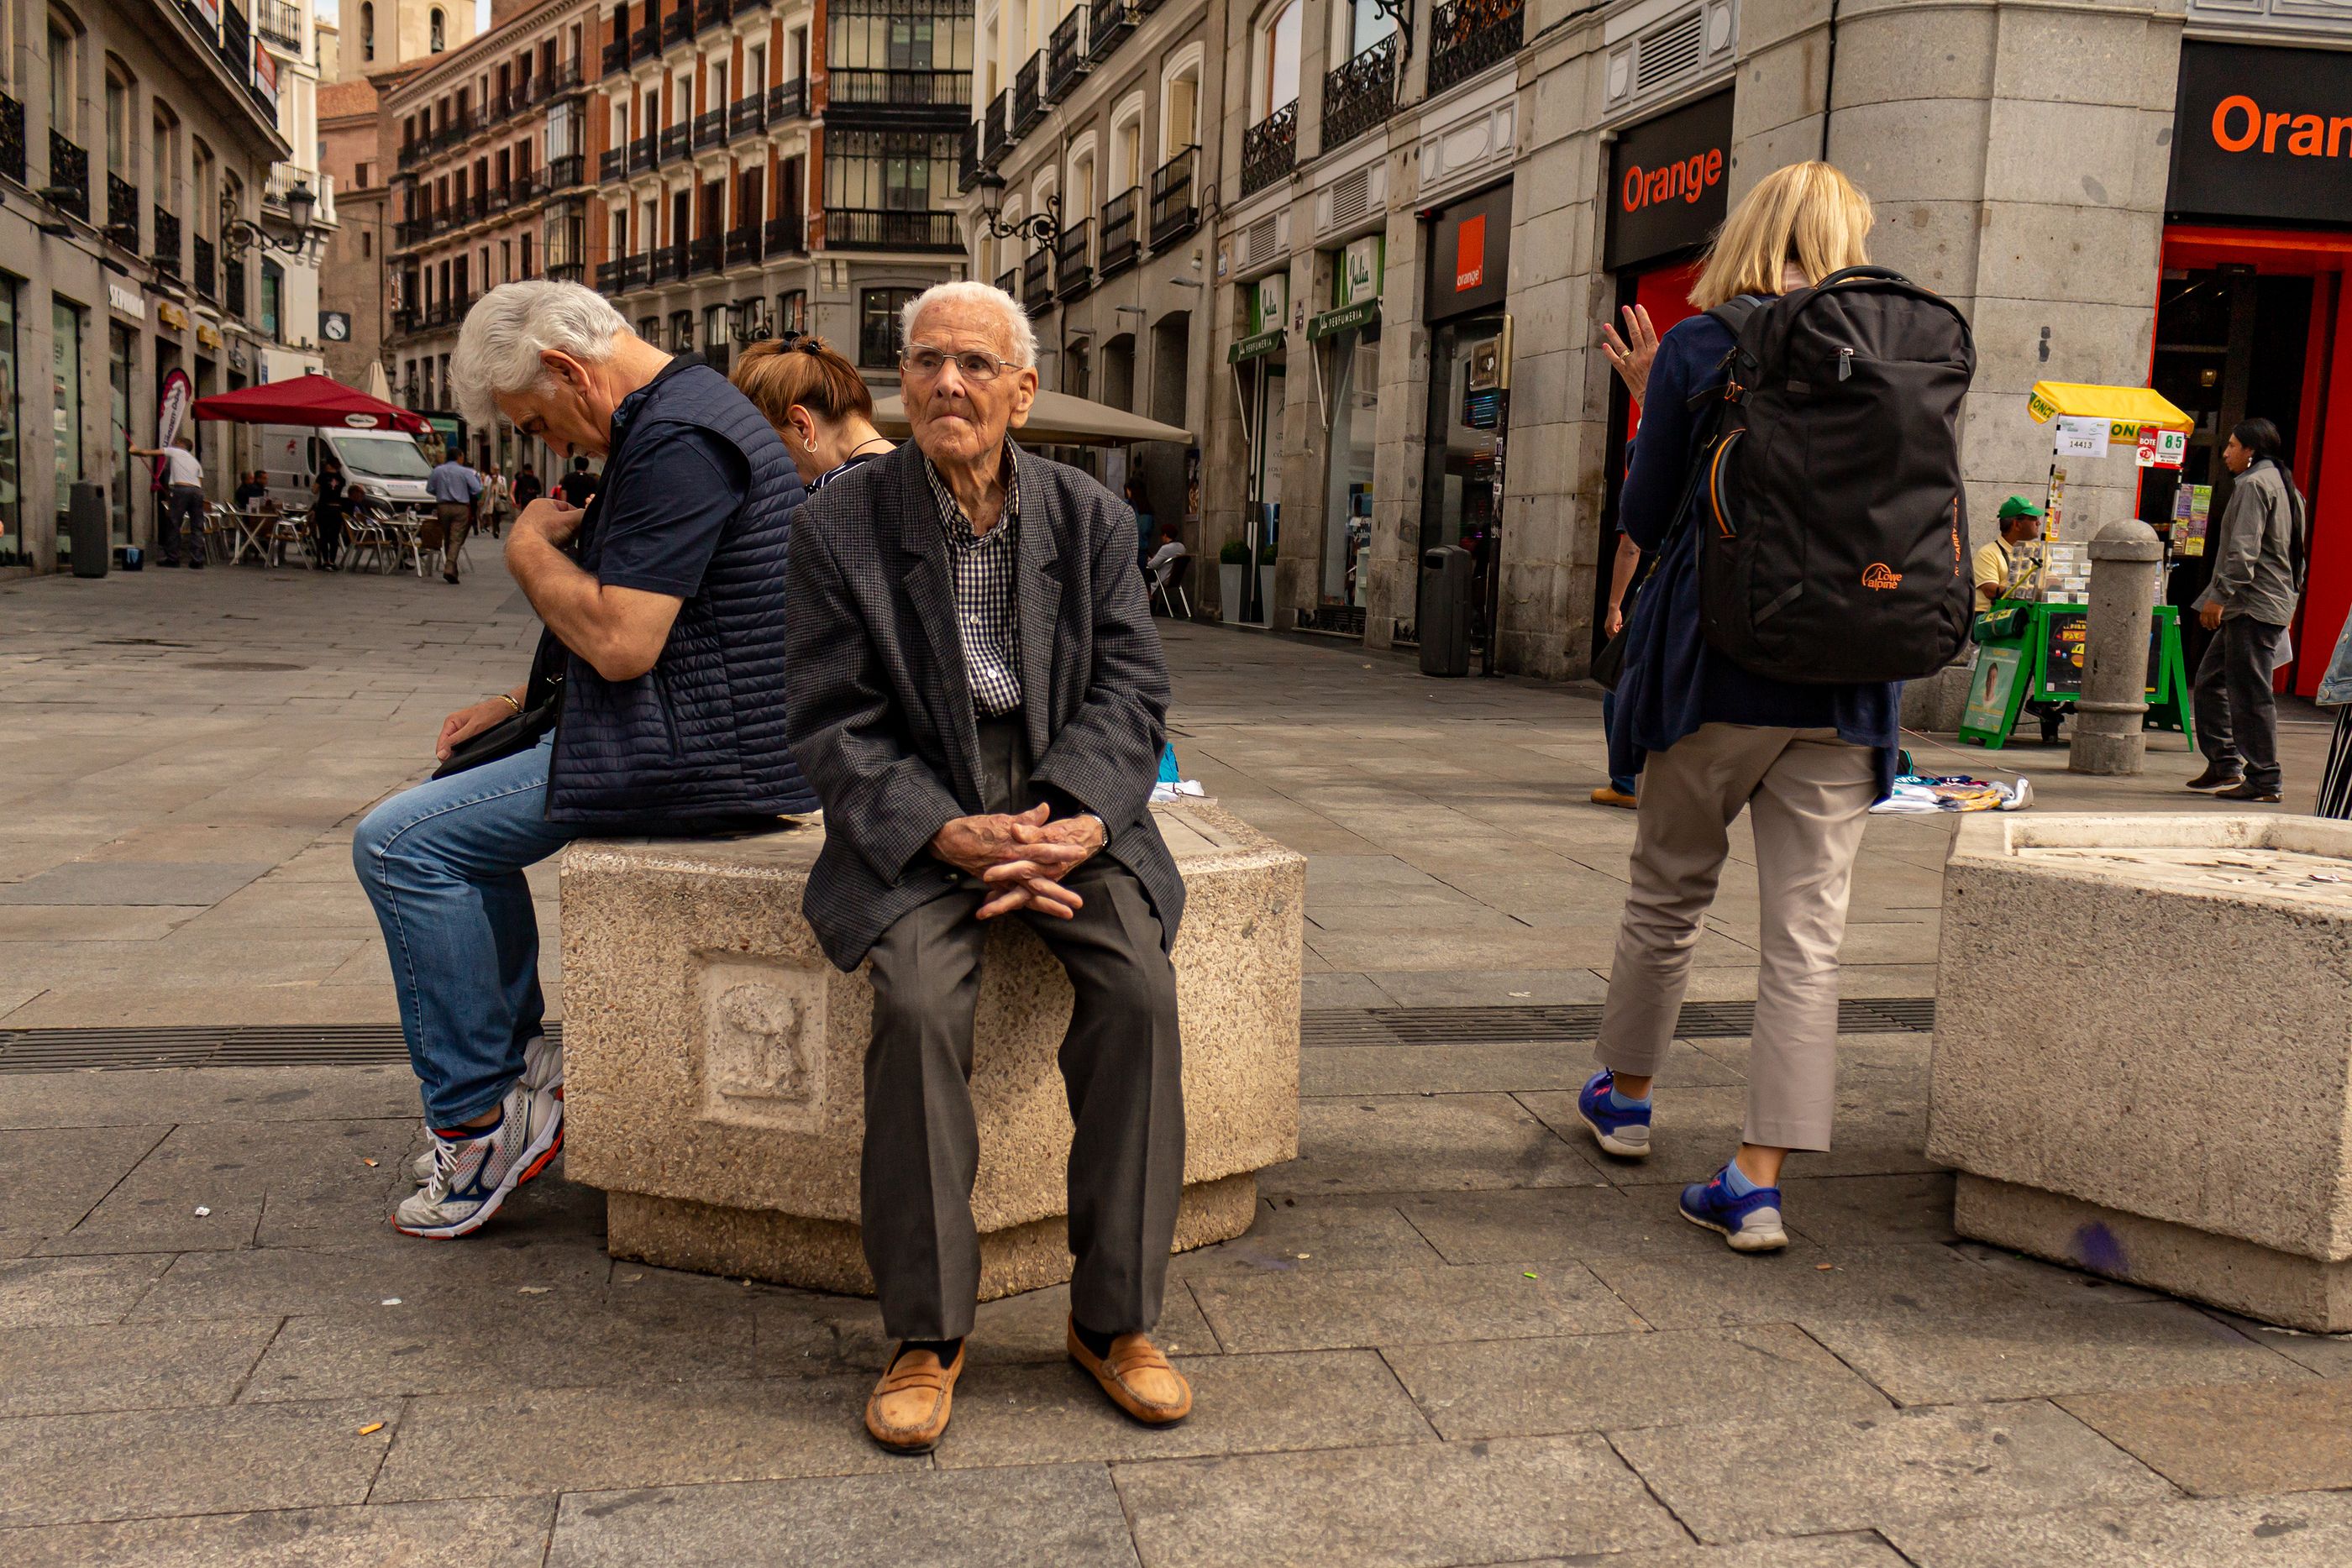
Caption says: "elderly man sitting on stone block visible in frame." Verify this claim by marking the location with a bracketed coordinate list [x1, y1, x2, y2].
[354, 280, 817, 1240]
[782, 279, 1190, 1453]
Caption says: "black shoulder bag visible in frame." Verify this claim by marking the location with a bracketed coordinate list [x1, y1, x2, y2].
[432, 628, 569, 779]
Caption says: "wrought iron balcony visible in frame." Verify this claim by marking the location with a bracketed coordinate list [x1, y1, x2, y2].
[983, 92, 1009, 164]
[1147, 144, 1197, 249]
[825, 208, 959, 251]
[1047, 9, 1088, 102]
[597, 253, 648, 291]
[958, 121, 980, 192]
[687, 234, 722, 275]
[1012, 54, 1043, 136]
[151, 205, 183, 278]
[693, 108, 727, 149]
[655, 242, 690, 282]
[0, 92, 22, 185]
[723, 223, 763, 267]
[1088, 0, 1135, 61]
[600, 146, 628, 181]
[1428, 0, 1524, 97]
[827, 69, 970, 120]
[545, 59, 585, 97]
[106, 173, 139, 249]
[1322, 35, 1396, 153]
[696, 0, 727, 31]
[1240, 102, 1296, 197]
[192, 233, 217, 301]
[631, 134, 657, 170]
[630, 23, 659, 58]
[1022, 247, 1051, 315]
[548, 261, 585, 283]
[764, 212, 805, 255]
[732, 0, 768, 15]
[661, 4, 692, 46]
[729, 93, 767, 139]
[47, 131, 89, 222]
[767, 77, 807, 123]
[1054, 217, 1092, 300]
[659, 123, 690, 162]
[603, 38, 629, 75]
[255, 0, 301, 50]
[549, 154, 585, 190]
[1098, 186, 1137, 277]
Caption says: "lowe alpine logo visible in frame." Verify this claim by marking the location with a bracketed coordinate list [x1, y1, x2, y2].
[1861, 563, 1903, 590]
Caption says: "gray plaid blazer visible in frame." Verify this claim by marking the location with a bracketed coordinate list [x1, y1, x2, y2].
[781, 438, 1183, 971]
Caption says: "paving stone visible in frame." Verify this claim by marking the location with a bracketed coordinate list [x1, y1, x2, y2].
[242, 1291, 755, 1403]
[129, 1236, 612, 1321]
[0, 861, 273, 906]
[1502, 1535, 1908, 1568]
[0, 1067, 422, 1130]
[934, 1348, 1431, 1468]
[0, 1398, 394, 1527]
[1188, 1262, 1642, 1352]
[370, 1376, 900, 1501]
[2200, 1308, 2352, 1377]
[1613, 1403, 2176, 1544]
[2057, 1377, 2352, 1496]
[1385, 1324, 1892, 1440]
[0, 1252, 170, 1328]
[1263, 1095, 1604, 1197]
[1359, 968, 1613, 1006]
[1112, 1432, 1689, 1568]
[1398, 1185, 1813, 1266]
[1883, 1492, 2352, 1567]
[1807, 1299, 2307, 1407]
[3, 1496, 558, 1568]
[546, 1462, 1140, 1567]
[1945, 1241, 2165, 1308]
[1781, 1172, 1959, 1246]
[1583, 1245, 2045, 1331]
[1518, 1078, 1940, 1188]
[1302, 1040, 1739, 1096]
[0, 1125, 168, 1256]
[753, 1275, 1220, 1377]
[0, 1317, 281, 1417]
[1179, 1195, 1446, 1273]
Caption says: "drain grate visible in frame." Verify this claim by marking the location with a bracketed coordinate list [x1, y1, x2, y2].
[1301, 998, 1936, 1049]
[0, 1023, 563, 1073]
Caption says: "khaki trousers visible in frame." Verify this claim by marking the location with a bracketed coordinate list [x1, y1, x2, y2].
[1596, 723, 1876, 1151]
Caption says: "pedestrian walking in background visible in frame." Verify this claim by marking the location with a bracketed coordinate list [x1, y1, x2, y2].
[510, 461, 543, 512]
[483, 466, 513, 539]
[133, 433, 207, 569]
[2188, 417, 2306, 804]
[555, 454, 599, 508]
[730, 334, 895, 490]
[426, 448, 484, 585]
[311, 456, 348, 571]
[1578, 162, 1911, 1254]
[2316, 599, 2352, 819]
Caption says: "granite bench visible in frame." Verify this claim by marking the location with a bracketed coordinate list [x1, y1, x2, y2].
[557, 800, 1305, 1301]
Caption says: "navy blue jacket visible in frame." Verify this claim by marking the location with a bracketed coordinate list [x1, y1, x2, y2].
[1609, 310, 1900, 796]
[544, 356, 822, 824]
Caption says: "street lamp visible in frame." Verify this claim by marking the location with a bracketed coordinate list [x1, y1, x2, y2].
[972, 171, 1058, 247]
[221, 181, 321, 264]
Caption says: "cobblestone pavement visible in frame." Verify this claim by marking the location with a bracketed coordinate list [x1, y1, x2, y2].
[4, 565, 2349, 1565]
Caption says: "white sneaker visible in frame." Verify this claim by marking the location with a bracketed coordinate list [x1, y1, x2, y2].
[412, 1036, 562, 1184]
[392, 1077, 564, 1239]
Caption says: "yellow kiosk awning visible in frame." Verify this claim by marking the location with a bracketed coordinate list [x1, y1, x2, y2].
[2025, 381, 2194, 433]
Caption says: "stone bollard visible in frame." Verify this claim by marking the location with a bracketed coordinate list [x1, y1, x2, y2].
[2068, 517, 2164, 775]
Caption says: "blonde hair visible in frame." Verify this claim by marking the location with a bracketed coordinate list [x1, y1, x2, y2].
[1688, 161, 1874, 310]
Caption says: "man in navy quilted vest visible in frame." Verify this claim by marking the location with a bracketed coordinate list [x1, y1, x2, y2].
[352, 280, 818, 1240]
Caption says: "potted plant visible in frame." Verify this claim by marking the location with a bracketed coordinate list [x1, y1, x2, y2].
[1219, 539, 1251, 624]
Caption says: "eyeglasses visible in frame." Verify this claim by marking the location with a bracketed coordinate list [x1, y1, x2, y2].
[900, 344, 1018, 383]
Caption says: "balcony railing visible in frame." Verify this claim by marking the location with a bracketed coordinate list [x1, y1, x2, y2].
[1047, 9, 1088, 101]
[1054, 217, 1092, 300]
[630, 23, 659, 58]
[659, 123, 690, 162]
[827, 69, 970, 118]
[47, 131, 89, 222]
[106, 173, 139, 249]
[1148, 145, 1197, 249]
[192, 233, 217, 301]
[1428, 0, 1524, 96]
[825, 207, 959, 250]
[661, 5, 692, 46]
[693, 108, 727, 149]
[1098, 186, 1137, 276]
[766, 77, 807, 124]
[255, 0, 301, 50]
[733, 0, 769, 14]
[723, 223, 763, 267]
[632, 134, 657, 170]
[1011, 54, 1043, 135]
[549, 154, 585, 190]
[151, 206, 183, 277]
[0, 92, 22, 185]
[655, 241, 689, 282]
[600, 147, 627, 181]
[1322, 35, 1397, 153]
[983, 92, 1009, 164]
[597, 253, 648, 291]
[604, 36, 631, 75]
[548, 260, 585, 283]
[1240, 102, 1296, 197]
[696, 0, 727, 31]
[729, 93, 767, 139]
[957, 120, 981, 192]
[1089, 0, 1136, 61]
[1022, 247, 1051, 314]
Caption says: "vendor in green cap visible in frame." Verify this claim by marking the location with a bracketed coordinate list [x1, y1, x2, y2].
[1974, 496, 2045, 606]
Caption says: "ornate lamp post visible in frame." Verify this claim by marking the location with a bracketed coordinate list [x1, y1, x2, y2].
[220, 180, 322, 264]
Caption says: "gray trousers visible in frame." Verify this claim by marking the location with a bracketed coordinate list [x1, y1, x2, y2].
[2193, 614, 2286, 792]
[861, 717, 1185, 1341]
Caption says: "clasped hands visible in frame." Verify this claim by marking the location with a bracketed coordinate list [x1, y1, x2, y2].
[929, 804, 1106, 920]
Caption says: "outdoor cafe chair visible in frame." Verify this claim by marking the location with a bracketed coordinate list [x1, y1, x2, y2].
[1152, 554, 1194, 620]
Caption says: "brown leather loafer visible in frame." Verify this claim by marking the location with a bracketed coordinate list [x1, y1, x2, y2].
[1068, 1318, 1192, 1425]
[864, 1342, 964, 1453]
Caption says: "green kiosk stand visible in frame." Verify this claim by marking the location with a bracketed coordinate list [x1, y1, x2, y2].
[1957, 600, 2191, 750]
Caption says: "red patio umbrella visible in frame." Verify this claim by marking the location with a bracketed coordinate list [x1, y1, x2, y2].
[192, 374, 433, 437]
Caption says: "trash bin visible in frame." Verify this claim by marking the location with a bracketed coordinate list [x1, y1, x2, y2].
[1419, 545, 1474, 677]
[68, 481, 108, 579]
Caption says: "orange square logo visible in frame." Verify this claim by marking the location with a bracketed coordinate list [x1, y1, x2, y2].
[1455, 216, 1485, 292]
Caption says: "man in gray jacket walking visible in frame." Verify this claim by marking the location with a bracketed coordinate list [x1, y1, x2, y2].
[2189, 417, 2306, 803]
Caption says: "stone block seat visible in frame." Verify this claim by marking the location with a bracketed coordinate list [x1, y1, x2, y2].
[558, 800, 1305, 1300]
[1929, 813, 2352, 1330]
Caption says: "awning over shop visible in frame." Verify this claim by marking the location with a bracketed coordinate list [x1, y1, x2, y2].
[1305, 299, 1379, 342]
[2025, 381, 2194, 433]
[1226, 328, 1285, 364]
[192, 374, 433, 436]
[872, 388, 1193, 447]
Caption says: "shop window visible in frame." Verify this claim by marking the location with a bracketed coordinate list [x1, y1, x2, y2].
[779, 289, 807, 336]
[0, 275, 19, 565]
[859, 286, 920, 368]
[51, 296, 84, 553]
[260, 259, 284, 341]
[1320, 323, 1378, 616]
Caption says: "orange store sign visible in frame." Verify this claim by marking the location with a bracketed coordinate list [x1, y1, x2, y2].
[2170, 41, 2352, 223]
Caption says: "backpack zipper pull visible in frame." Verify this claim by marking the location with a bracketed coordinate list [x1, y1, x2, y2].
[1837, 348, 1854, 382]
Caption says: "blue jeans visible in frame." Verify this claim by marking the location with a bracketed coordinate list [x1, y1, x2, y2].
[353, 736, 583, 1126]
[1601, 689, 1637, 795]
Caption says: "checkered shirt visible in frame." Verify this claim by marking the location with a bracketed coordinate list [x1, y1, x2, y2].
[923, 443, 1025, 716]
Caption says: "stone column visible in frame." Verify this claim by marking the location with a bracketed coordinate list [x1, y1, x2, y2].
[2070, 517, 2163, 775]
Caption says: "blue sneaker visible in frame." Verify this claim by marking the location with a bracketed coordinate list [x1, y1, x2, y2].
[1679, 1166, 1789, 1252]
[1577, 1070, 1651, 1159]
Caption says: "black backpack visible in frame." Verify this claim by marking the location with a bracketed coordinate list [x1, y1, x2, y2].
[1689, 265, 1977, 684]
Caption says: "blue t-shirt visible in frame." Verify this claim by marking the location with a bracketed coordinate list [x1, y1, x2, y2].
[580, 370, 749, 600]
[1608, 308, 1900, 795]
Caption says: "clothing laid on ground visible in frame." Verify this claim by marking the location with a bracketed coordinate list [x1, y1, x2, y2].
[1606, 310, 1901, 799]
[2193, 615, 2287, 794]
[1598, 722, 1877, 1151]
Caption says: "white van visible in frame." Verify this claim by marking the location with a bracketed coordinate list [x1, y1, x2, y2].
[254, 424, 437, 512]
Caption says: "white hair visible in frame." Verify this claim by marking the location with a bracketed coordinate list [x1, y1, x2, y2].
[450, 281, 633, 430]
[899, 280, 1038, 370]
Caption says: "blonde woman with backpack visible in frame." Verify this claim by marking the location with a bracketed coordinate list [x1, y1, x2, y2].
[1579, 162, 1926, 1252]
